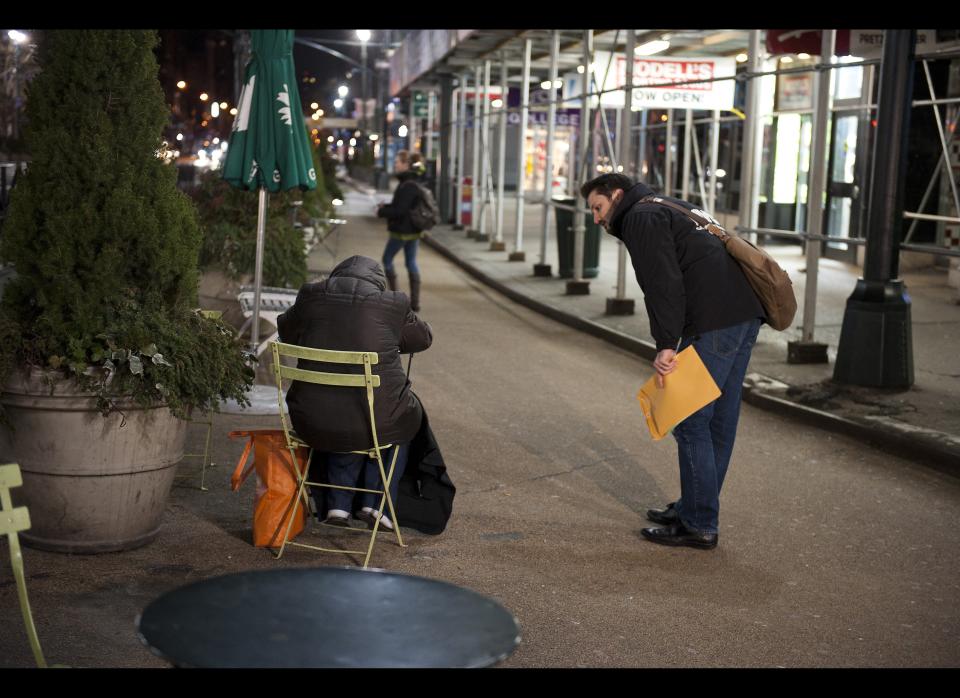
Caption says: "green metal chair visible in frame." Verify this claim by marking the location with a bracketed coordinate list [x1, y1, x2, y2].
[180, 409, 216, 491]
[178, 309, 223, 491]
[271, 341, 405, 568]
[1, 463, 47, 668]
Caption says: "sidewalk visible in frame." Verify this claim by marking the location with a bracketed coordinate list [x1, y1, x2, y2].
[356, 180, 960, 475]
[4, 183, 959, 669]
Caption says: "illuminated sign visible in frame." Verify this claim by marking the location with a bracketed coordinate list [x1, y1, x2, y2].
[564, 53, 736, 111]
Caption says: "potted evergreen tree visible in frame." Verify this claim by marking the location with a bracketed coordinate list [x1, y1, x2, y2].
[0, 30, 253, 553]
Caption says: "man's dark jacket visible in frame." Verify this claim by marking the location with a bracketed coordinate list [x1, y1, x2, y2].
[606, 182, 765, 351]
[276, 255, 433, 452]
[376, 170, 423, 235]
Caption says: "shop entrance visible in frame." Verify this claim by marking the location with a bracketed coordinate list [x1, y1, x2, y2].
[823, 109, 869, 264]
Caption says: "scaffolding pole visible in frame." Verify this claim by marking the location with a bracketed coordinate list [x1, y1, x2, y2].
[567, 29, 592, 295]
[477, 60, 492, 240]
[607, 29, 635, 315]
[470, 64, 481, 237]
[511, 38, 532, 261]
[789, 30, 835, 364]
[493, 51, 508, 250]
[535, 30, 559, 276]
[454, 72, 467, 229]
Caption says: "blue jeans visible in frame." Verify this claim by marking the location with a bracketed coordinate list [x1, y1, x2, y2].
[382, 238, 420, 275]
[672, 318, 761, 534]
[321, 443, 408, 515]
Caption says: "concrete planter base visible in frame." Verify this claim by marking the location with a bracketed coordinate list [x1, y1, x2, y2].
[0, 368, 187, 554]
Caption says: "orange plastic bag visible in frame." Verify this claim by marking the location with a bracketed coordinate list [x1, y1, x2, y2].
[230, 430, 310, 548]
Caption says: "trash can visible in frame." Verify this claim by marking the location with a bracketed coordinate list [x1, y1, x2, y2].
[374, 167, 392, 191]
[553, 197, 601, 279]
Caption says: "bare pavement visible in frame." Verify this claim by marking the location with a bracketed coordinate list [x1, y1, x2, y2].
[1, 183, 959, 669]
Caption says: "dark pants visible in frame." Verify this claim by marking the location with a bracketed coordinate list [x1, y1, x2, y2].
[672, 318, 762, 534]
[320, 443, 409, 515]
[382, 238, 420, 274]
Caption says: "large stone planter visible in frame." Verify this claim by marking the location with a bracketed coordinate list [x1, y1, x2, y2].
[0, 368, 187, 553]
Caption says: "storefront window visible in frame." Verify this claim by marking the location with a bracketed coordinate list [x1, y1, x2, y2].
[519, 116, 577, 196]
[773, 113, 802, 204]
[797, 116, 813, 206]
[834, 56, 864, 101]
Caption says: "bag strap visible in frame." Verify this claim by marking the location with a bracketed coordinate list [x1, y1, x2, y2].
[639, 195, 731, 243]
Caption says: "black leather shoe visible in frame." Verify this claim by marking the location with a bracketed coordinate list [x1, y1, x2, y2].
[646, 501, 679, 525]
[641, 523, 718, 550]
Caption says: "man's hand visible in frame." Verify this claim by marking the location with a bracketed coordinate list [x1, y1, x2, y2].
[653, 348, 678, 389]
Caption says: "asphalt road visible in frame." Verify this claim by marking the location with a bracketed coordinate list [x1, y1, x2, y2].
[2, 189, 958, 668]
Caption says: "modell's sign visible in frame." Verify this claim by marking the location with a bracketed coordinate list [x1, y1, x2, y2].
[621, 56, 736, 110]
[632, 59, 716, 91]
[564, 53, 736, 111]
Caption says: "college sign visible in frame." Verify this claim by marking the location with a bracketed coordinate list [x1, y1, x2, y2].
[505, 109, 581, 128]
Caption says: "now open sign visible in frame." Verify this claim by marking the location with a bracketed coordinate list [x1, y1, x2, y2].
[618, 55, 736, 111]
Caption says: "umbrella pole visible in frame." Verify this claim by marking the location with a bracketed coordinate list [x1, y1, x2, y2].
[251, 186, 268, 355]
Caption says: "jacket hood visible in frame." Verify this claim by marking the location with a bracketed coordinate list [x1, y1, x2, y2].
[329, 255, 387, 291]
[607, 181, 656, 240]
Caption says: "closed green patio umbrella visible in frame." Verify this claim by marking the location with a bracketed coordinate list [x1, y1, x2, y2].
[223, 29, 317, 353]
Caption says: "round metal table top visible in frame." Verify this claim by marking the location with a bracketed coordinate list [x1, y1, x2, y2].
[137, 566, 521, 668]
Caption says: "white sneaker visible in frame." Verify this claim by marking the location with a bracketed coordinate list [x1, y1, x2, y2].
[321, 508, 350, 527]
[356, 506, 394, 531]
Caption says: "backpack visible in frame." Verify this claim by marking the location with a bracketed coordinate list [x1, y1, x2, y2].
[408, 182, 440, 231]
[640, 195, 798, 331]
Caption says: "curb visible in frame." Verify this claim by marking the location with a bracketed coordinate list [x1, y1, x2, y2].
[423, 231, 960, 477]
[422, 233, 659, 361]
[741, 387, 960, 476]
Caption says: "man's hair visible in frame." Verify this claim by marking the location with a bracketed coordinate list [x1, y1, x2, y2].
[396, 149, 410, 164]
[580, 173, 635, 200]
[409, 152, 424, 166]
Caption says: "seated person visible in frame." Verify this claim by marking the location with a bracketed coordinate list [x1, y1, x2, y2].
[276, 255, 433, 531]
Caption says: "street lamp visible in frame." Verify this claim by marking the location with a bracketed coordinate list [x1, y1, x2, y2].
[334, 98, 344, 110]
[337, 85, 348, 98]
[357, 30, 371, 133]
[8, 30, 28, 144]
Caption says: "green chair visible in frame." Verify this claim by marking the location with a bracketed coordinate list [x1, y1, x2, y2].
[181, 411, 215, 491]
[179, 309, 223, 491]
[1, 463, 47, 668]
[271, 341, 405, 568]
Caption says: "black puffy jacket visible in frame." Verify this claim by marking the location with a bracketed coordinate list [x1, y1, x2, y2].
[276, 256, 433, 452]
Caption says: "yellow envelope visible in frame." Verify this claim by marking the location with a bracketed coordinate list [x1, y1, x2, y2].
[636, 346, 721, 441]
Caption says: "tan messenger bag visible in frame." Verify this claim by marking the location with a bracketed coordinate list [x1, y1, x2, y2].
[640, 195, 798, 331]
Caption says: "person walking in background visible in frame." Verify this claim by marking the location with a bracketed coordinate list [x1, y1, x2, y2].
[376, 150, 427, 311]
[581, 173, 766, 551]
